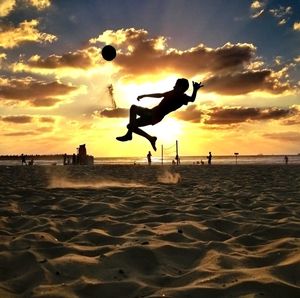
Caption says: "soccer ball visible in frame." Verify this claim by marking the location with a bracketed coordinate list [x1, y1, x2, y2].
[101, 45, 116, 61]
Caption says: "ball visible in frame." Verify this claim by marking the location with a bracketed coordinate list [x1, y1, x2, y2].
[101, 45, 116, 61]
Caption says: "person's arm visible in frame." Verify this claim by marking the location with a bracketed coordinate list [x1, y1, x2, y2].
[137, 93, 164, 101]
[188, 81, 204, 102]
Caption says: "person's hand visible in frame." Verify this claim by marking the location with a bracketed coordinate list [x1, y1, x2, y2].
[193, 81, 204, 90]
[137, 95, 143, 101]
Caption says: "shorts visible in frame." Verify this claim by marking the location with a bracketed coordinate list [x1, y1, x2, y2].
[135, 106, 164, 125]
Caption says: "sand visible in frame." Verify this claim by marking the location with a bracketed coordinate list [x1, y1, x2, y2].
[0, 164, 299, 297]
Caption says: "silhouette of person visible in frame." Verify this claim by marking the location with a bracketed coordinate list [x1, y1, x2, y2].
[116, 78, 204, 151]
[207, 152, 212, 165]
[147, 151, 152, 165]
[72, 153, 76, 165]
[284, 155, 288, 164]
[21, 154, 26, 165]
[175, 154, 180, 165]
[63, 153, 67, 165]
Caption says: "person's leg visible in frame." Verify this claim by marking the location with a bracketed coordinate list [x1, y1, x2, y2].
[117, 106, 157, 151]
[130, 126, 157, 151]
[116, 105, 141, 141]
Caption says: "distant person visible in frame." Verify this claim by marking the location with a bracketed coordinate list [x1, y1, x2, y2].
[175, 154, 180, 165]
[201, 159, 204, 165]
[28, 159, 34, 166]
[147, 151, 152, 165]
[284, 155, 289, 164]
[63, 153, 67, 165]
[117, 79, 204, 151]
[172, 159, 176, 165]
[72, 153, 76, 165]
[207, 152, 212, 165]
[21, 154, 26, 165]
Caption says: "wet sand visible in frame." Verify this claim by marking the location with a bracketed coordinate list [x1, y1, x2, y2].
[0, 164, 299, 297]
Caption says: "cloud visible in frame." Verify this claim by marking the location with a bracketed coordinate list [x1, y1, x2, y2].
[30, 97, 61, 107]
[281, 105, 300, 125]
[293, 22, 300, 31]
[278, 19, 287, 26]
[1, 115, 33, 123]
[203, 70, 291, 95]
[269, 6, 292, 25]
[0, 0, 51, 17]
[0, 53, 7, 67]
[0, 77, 77, 106]
[204, 106, 296, 125]
[11, 28, 293, 96]
[3, 131, 38, 136]
[99, 108, 128, 118]
[250, 1, 266, 18]
[98, 105, 297, 125]
[2, 128, 52, 136]
[1, 114, 57, 125]
[174, 105, 203, 123]
[0, 0, 15, 17]
[24, 47, 102, 70]
[0, 19, 57, 49]
[39, 116, 55, 123]
[263, 131, 300, 142]
[90, 29, 255, 78]
[16, 28, 259, 84]
[251, 1, 263, 10]
[27, 0, 51, 10]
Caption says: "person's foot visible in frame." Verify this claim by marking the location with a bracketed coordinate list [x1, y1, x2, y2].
[149, 136, 157, 151]
[116, 134, 132, 142]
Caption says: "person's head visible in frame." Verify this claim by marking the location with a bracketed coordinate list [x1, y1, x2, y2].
[174, 78, 189, 93]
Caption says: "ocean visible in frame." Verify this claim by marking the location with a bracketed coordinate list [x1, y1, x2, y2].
[1, 155, 300, 166]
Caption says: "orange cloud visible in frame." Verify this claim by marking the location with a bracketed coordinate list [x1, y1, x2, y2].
[204, 106, 296, 125]
[203, 70, 291, 95]
[99, 107, 128, 118]
[293, 22, 300, 31]
[30, 97, 62, 107]
[26, 47, 102, 69]
[0, 19, 57, 49]
[0, 77, 77, 106]
[263, 131, 300, 142]
[39, 116, 55, 123]
[0, 0, 15, 17]
[1, 115, 33, 123]
[174, 105, 203, 123]
[0, 0, 51, 17]
[2, 115, 57, 123]
[91, 29, 255, 77]
[12, 27, 294, 97]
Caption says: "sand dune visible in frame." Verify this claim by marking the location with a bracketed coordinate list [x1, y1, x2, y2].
[0, 164, 299, 297]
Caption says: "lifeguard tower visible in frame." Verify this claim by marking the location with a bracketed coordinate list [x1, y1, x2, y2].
[77, 144, 94, 165]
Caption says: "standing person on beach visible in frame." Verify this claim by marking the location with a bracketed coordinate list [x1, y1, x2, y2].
[116, 79, 204, 151]
[284, 155, 289, 164]
[21, 154, 26, 165]
[147, 151, 152, 165]
[207, 152, 212, 165]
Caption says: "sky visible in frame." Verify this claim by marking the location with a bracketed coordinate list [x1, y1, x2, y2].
[0, 0, 300, 157]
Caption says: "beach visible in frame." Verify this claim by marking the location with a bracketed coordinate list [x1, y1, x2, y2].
[0, 164, 299, 297]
